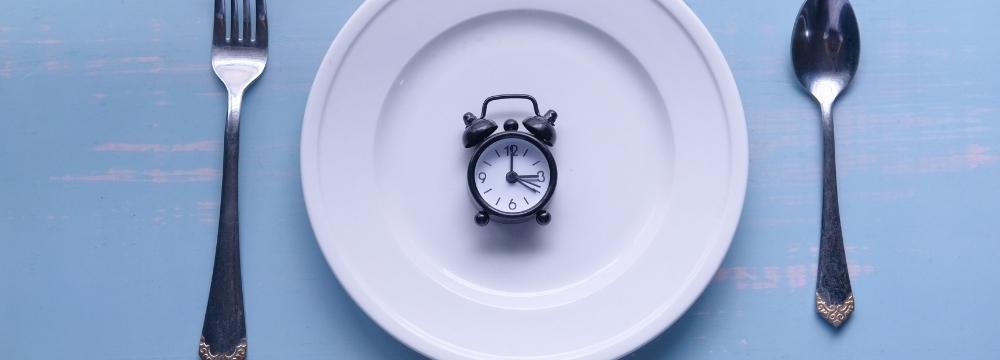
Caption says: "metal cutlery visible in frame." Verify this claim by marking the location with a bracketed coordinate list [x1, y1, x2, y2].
[200, 0, 267, 358]
[791, 0, 859, 328]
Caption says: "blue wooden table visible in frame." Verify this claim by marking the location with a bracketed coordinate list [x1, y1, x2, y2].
[2, 1, 998, 359]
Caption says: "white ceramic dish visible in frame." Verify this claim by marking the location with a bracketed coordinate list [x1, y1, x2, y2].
[301, 0, 747, 358]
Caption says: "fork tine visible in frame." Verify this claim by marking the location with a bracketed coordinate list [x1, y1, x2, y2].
[242, 0, 251, 43]
[230, 0, 239, 42]
[213, 0, 226, 44]
[255, 0, 268, 46]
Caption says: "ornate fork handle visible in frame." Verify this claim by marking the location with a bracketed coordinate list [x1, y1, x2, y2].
[199, 336, 247, 360]
[201, 88, 248, 359]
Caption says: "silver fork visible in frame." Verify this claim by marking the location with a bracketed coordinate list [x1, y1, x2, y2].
[199, 0, 266, 359]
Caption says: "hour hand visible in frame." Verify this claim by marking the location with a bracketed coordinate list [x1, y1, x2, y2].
[517, 174, 544, 183]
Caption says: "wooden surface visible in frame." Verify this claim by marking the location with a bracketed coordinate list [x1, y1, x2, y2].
[2, 0, 999, 358]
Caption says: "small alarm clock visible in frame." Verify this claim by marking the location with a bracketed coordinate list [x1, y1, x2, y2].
[462, 94, 558, 226]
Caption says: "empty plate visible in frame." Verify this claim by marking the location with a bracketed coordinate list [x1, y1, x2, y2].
[301, 0, 747, 358]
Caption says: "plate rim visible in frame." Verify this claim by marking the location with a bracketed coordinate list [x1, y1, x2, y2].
[300, 0, 748, 358]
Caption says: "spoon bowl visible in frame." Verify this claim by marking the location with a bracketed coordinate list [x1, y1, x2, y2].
[792, 0, 860, 104]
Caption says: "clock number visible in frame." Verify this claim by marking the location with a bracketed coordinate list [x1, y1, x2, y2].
[537, 171, 545, 182]
[505, 144, 519, 157]
[478, 172, 487, 183]
[508, 198, 517, 211]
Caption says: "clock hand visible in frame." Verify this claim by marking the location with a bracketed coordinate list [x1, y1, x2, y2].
[517, 182, 540, 193]
[516, 178, 541, 192]
[517, 178, 541, 188]
[516, 174, 544, 183]
[509, 147, 514, 173]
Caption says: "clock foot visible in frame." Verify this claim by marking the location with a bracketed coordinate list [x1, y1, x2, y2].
[475, 211, 490, 226]
[536, 211, 551, 225]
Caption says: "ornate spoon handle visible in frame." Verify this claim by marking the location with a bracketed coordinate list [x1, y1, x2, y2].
[815, 103, 854, 328]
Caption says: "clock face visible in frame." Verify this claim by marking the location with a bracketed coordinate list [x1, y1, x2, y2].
[470, 133, 556, 217]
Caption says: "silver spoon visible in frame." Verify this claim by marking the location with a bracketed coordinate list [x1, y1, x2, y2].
[791, 0, 859, 328]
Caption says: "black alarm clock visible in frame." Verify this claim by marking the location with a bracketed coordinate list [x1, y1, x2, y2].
[462, 94, 558, 226]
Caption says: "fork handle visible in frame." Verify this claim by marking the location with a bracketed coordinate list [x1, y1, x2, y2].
[815, 102, 854, 328]
[200, 91, 248, 360]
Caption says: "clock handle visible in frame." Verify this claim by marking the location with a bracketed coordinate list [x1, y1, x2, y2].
[480, 94, 541, 119]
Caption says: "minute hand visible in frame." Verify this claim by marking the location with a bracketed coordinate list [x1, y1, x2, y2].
[509, 148, 514, 173]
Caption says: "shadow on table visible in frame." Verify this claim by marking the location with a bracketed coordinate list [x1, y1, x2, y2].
[627, 287, 726, 359]
[304, 248, 428, 359]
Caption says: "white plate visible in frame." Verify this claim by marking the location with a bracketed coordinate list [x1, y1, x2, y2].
[301, 0, 747, 359]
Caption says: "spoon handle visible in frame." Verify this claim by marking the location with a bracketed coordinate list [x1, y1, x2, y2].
[815, 102, 854, 328]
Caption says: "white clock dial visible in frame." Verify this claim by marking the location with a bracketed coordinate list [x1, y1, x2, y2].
[472, 135, 553, 215]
